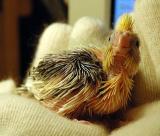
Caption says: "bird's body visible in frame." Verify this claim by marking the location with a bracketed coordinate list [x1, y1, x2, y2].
[19, 14, 141, 119]
[30, 49, 104, 118]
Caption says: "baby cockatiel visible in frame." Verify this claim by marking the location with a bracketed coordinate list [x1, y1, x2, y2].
[23, 14, 140, 118]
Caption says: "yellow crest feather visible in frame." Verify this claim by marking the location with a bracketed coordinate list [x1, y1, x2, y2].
[115, 14, 133, 32]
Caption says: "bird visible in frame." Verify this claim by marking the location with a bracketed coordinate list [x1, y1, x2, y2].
[18, 14, 141, 119]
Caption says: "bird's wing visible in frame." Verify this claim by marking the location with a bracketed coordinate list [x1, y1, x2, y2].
[30, 49, 104, 115]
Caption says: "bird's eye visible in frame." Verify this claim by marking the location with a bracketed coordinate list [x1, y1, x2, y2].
[135, 40, 140, 47]
[108, 36, 111, 42]
[130, 38, 140, 48]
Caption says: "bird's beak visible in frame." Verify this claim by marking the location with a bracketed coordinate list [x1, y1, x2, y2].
[112, 31, 139, 57]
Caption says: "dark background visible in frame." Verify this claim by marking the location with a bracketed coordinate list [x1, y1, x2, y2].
[19, 0, 68, 80]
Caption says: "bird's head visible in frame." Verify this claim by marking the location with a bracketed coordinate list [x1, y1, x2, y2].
[103, 14, 140, 77]
[109, 30, 140, 57]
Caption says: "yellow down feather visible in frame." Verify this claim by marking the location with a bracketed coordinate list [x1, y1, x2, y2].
[115, 14, 133, 32]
